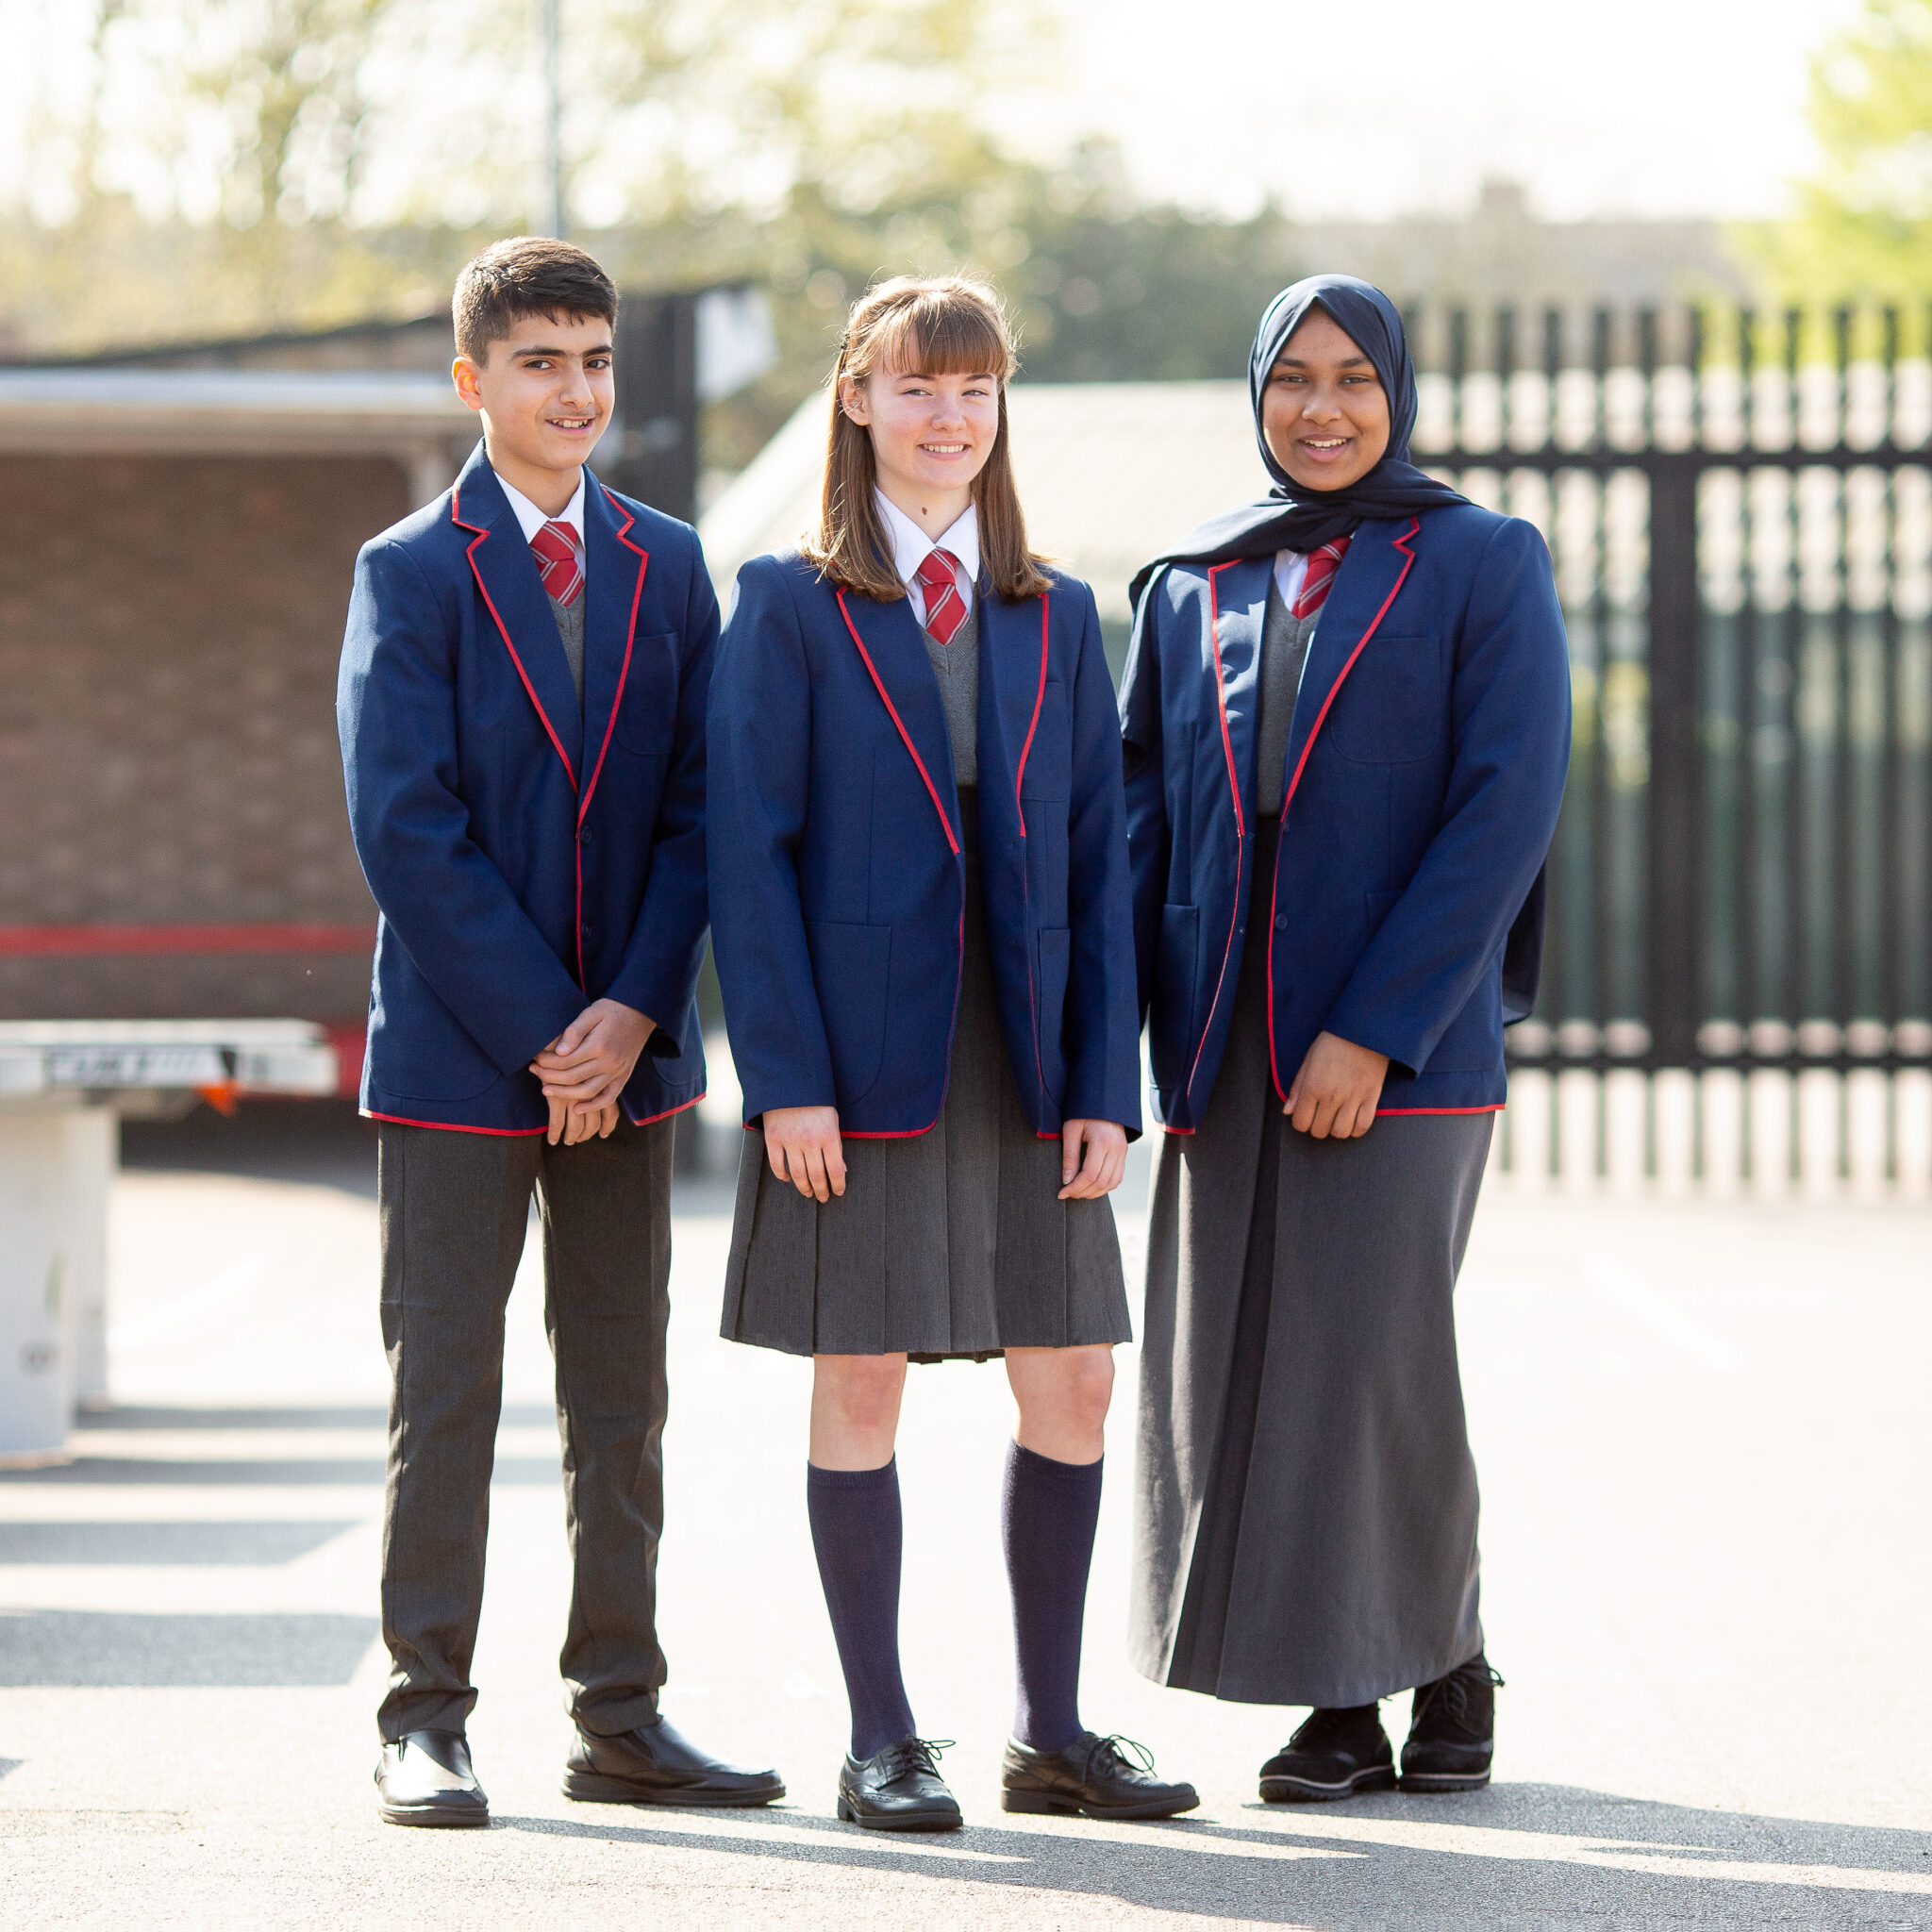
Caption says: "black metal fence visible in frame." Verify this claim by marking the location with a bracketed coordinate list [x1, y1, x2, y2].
[1406, 306, 1932, 1078]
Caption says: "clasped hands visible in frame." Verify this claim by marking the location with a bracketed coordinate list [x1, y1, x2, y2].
[529, 997, 655, 1145]
[763, 1106, 1129, 1203]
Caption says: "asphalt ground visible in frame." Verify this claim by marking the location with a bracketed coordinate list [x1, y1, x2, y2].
[2, 1106, 1930, 1926]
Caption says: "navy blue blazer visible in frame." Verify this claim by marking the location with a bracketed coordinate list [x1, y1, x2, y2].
[708, 553, 1141, 1140]
[337, 442, 716, 1132]
[1120, 504, 1571, 1130]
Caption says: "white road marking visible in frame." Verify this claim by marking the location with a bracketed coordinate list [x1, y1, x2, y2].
[108, 1254, 264, 1351]
[1586, 1251, 1740, 1371]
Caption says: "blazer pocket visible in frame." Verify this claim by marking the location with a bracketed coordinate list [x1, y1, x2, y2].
[1155, 902, 1200, 1053]
[808, 920, 891, 1105]
[615, 631, 682, 754]
[1328, 640, 1439, 764]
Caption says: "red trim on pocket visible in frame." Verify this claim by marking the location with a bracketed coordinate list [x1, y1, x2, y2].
[453, 489, 578, 791]
[1267, 518, 1421, 1105]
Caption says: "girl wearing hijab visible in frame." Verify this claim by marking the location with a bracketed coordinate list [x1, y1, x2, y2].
[1121, 275, 1571, 1801]
[709, 276, 1196, 1832]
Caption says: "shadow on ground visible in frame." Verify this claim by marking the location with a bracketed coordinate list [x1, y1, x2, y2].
[496, 1789, 1932, 1924]
[0, 1609, 378, 1687]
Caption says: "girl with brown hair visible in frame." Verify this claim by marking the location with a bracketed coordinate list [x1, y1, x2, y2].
[708, 275, 1195, 1830]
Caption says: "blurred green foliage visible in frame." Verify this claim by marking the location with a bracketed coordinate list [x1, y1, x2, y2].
[1740, 0, 1932, 307]
[1, 0, 1303, 455]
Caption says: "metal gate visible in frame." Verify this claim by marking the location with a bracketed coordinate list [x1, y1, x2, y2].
[1407, 307, 1932, 1187]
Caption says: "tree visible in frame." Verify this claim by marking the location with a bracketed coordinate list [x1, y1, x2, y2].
[1745, 0, 1932, 305]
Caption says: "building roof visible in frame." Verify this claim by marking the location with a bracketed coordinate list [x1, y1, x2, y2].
[700, 380, 1260, 625]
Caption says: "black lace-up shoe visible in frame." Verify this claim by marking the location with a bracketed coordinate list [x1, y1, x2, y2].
[563, 1716, 784, 1807]
[837, 1738, 962, 1832]
[1401, 1654, 1503, 1792]
[1002, 1731, 1199, 1821]
[1259, 1705, 1396, 1803]
[375, 1729, 489, 1827]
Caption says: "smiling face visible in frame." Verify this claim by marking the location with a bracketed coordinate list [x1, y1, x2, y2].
[1259, 308, 1391, 493]
[453, 308, 615, 515]
[839, 362, 1002, 538]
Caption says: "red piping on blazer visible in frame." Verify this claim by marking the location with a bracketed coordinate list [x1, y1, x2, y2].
[1180, 561, 1249, 1111]
[1017, 595, 1057, 1136]
[1377, 1103, 1505, 1117]
[452, 482, 649, 993]
[363, 1090, 703, 1138]
[453, 488, 578, 791]
[1266, 517, 1420, 1104]
[836, 587, 964, 1140]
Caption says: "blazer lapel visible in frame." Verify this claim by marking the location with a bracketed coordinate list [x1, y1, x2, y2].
[450, 447, 585, 787]
[1279, 516, 1421, 813]
[1207, 556, 1270, 815]
[577, 473, 647, 821]
[837, 586, 962, 851]
[976, 581, 1046, 825]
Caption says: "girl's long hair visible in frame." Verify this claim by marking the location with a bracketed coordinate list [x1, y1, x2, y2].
[800, 275, 1053, 604]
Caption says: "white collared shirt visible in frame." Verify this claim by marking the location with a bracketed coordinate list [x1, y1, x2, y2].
[1273, 549, 1310, 613]
[498, 469, 588, 580]
[875, 489, 979, 627]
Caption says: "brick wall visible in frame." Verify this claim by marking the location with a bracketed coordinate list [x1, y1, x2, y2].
[0, 453, 406, 1023]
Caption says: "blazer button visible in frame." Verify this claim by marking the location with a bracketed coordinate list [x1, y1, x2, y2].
[578, 826, 593, 847]
[1274, 913, 1288, 930]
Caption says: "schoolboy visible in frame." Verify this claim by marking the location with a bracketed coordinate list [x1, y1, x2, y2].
[338, 236, 780, 1826]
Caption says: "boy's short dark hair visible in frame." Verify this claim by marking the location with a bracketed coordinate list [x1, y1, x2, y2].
[453, 237, 619, 363]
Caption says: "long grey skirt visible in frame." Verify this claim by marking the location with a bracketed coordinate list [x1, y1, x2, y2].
[720, 801, 1131, 1361]
[1131, 814, 1491, 1707]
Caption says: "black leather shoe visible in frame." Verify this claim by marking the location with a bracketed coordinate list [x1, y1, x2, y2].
[1401, 1654, 1503, 1792]
[1259, 1705, 1396, 1803]
[837, 1738, 962, 1832]
[375, 1729, 489, 1827]
[1002, 1731, 1199, 1821]
[563, 1715, 784, 1808]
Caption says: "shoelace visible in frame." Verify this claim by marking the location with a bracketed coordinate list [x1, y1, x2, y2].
[1086, 1734, 1158, 1779]
[1410, 1661, 1505, 1737]
[878, 1737, 954, 1781]
[1286, 1703, 1382, 1752]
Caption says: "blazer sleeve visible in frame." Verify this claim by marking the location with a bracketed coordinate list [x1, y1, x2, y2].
[1060, 582, 1143, 1137]
[706, 560, 838, 1123]
[338, 536, 586, 1074]
[1323, 517, 1573, 1075]
[604, 533, 719, 1056]
[1118, 570, 1174, 1029]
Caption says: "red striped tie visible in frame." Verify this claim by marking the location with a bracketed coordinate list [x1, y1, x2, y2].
[529, 519, 583, 607]
[915, 548, 967, 645]
[1291, 537, 1351, 620]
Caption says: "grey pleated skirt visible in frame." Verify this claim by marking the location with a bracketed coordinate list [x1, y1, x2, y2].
[720, 793, 1131, 1361]
[1131, 813, 1492, 1707]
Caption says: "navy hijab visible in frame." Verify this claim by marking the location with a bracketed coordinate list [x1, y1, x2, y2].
[1128, 274, 1468, 609]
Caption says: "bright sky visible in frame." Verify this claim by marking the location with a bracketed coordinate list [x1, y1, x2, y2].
[1042, 0, 1868, 221]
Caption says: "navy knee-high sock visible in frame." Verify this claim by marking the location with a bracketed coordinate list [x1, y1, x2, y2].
[1002, 1441, 1104, 1754]
[806, 1459, 917, 1762]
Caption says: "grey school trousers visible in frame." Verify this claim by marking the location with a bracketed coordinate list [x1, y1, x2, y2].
[375, 1114, 675, 1741]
